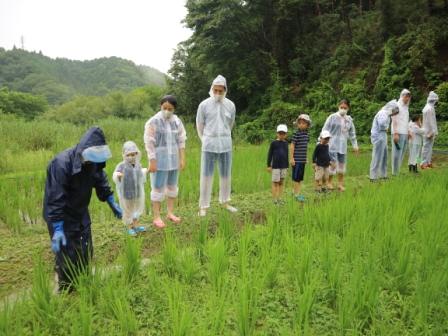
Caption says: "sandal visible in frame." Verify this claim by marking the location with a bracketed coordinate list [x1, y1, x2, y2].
[152, 220, 166, 228]
[167, 215, 181, 223]
[327, 184, 335, 190]
[337, 186, 346, 191]
[225, 205, 238, 213]
[198, 209, 207, 217]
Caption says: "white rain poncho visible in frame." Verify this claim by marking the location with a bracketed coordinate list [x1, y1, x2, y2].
[421, 91, 439, 166]
[322, 112, 358, 155]
[196, 75, 236, 153]
[422, 91, 438, 136]
[371, 100, 398, 144]
[197, 75, 236, 208]
[408, 121, 426, 165]
[391, 89, 411, 174]
[391, 89, 411, 135]
[369, 100, 398, 179]
[144, 112, 187, 171]
[113, 141, 147, 224]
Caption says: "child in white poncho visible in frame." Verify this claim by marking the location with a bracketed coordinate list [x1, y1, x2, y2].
[113, 141, 148, 236]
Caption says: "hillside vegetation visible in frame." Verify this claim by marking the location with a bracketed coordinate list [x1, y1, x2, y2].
[168, 0, 448, 144]
[0, 47, 166, 105]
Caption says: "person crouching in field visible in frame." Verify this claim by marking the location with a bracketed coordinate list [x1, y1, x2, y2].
[267, 124, 289, 205]
[290, 114, 312, 201]
[312, 130, 333, 194]
[43, 126, 123, 292]
[113, 141, 148, 236]
[369, 100, 399, 181]
[408, 114, 426, 174]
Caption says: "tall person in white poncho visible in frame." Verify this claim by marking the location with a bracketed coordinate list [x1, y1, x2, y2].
[391, 89, 412, 175]
[144, 95, 186, 228]
[196, 75, 238, 217]
[113, 141, 148, 236]
[420, 91, 439, 169]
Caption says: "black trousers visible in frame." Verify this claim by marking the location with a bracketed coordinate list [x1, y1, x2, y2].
[53, 225, 93, 291]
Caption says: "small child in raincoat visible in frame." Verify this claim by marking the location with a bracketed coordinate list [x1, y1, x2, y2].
[113, 141, 148, 236]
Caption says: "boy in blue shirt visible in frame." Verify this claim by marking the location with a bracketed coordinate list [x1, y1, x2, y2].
[267, 124, 289, 205]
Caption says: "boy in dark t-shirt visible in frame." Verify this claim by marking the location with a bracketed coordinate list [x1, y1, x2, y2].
[267, 124, 289, 205]
[312, 130, 333, 194]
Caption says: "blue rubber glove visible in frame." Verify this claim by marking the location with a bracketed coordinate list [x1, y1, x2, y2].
[107, 195, 123, 219]
[51, 221, 66, 253]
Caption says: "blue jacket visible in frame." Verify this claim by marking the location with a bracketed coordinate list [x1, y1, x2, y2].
[43, 127, 113, 233]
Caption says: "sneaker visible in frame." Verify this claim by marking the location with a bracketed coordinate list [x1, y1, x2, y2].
[297, 194, 306, 201]
[315, 190, 321, 194]
[279, 200, 285, 206]
[420, 165, 431, 169]
[321, 188, 328, 193]
[134, 226, 146, 233]
[125, 228, 137, 236]
[272, 200, 278, 205]
[428, 163, 437, 168]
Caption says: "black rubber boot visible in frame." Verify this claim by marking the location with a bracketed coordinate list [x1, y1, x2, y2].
[409, 165, 413, 173]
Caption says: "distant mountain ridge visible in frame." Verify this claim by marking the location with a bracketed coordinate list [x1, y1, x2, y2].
[0, 47, 166, 105]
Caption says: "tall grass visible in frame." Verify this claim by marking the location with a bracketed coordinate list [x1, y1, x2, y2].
[1, 118, 448, 334]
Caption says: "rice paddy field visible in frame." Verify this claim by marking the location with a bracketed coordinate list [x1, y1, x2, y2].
[0, 118, 447, 335]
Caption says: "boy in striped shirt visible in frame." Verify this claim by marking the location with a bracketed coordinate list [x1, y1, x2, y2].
[290, 114, 312, 201]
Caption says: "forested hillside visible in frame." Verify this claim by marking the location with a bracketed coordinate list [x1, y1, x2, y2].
[0, 47, 166, 105]
[167, 0, 448, 144]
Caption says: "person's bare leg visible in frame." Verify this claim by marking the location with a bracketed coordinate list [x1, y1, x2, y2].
[167, 196, 175, 218]
[293, 181, 300, 196]
[328, 175, 334, 188]
[337, 173, 345, 190]
[272, 182, 278, 202]
[278, 179, 284, 200]
[132, 218, 138, 229]
[152, 201, 162, 222]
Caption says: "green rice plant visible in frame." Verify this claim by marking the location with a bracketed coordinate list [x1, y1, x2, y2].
[176, 247, 200, 284]
[393, 241, 413, 295]
[237, 223, 254, 279]
[414, 265, 448, 330]
[206, 238, 229, 293]
[29, 251, 60, 332]
[256, 231, 280, 290]
[122, 234, 143, 285]
[235, 278, 261, 336]
[0, 299, 14, 335]
[292, 276, 317, 335]
[217, 210, 236, 247]
[71, 290, 94, 336]
[162, 228, 180, 277]
[100, 275, 138, 335]
[194, 218, 208, 261]
[205, 277, 231, 334]
[165, 279, 194, 336]
[319, 234, 342, 307]
[285, 231, 313, 291]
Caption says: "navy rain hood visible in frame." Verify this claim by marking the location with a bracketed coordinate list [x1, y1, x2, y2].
[43, 127, 114, 232]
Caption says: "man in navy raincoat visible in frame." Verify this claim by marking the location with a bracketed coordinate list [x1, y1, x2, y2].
[43, 126, 122, 291]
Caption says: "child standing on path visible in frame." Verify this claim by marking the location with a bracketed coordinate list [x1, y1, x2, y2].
[113, 141, 148, 236]
[267, 124, 289, 205]
[144, 95, 187, 228]
[408, 114, 426, 174]
[312, 130, 333, 194]
[290, 114, 312, 201]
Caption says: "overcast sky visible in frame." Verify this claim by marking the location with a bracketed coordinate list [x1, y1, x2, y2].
[0, 0, 192, 74]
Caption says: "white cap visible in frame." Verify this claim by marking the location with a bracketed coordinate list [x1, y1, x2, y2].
[320, 130, 331, 139]
[277, 124, 288, 133]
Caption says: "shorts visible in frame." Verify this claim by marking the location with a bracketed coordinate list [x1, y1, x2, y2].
[151, 169, 179, 189]
[291, 163, 306, 182]
[271, 168, 287, 182]
[314, 166, 329, 182]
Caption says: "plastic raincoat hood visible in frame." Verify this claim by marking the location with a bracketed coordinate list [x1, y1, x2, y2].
[209, 75, 228, 100]
[427, 91, 439, 105]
